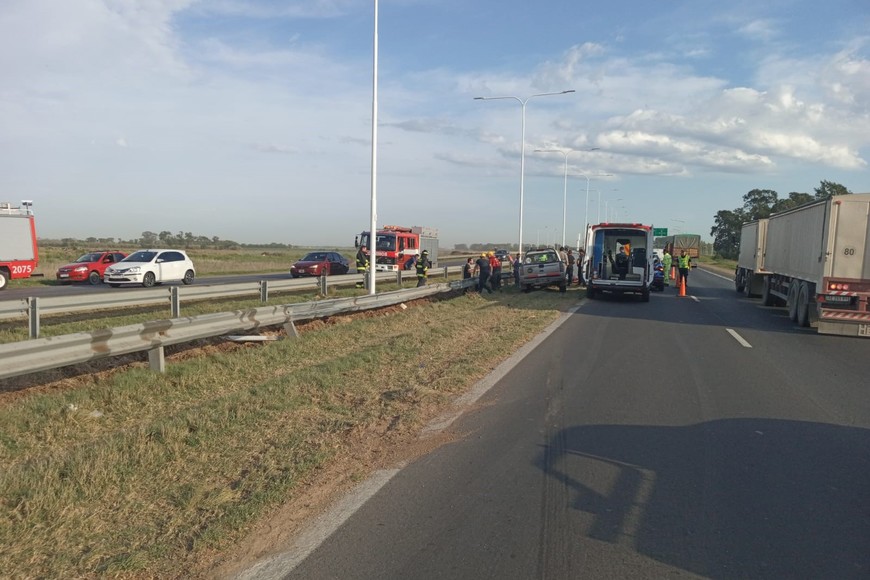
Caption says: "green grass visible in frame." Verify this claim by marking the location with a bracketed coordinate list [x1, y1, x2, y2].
[0, 285, 576, 578]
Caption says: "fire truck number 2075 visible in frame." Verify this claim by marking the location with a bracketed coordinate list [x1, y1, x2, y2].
[11, 264, 33, 274]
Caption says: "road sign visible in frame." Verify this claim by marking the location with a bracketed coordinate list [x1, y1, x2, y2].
[653, 228, 668, 236]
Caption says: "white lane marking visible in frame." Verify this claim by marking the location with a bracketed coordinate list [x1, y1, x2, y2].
[700, 267, 733, 282]
[691, 295, 699, 302]
[726, 328, 752, 348]
[235, 304, 582, 579]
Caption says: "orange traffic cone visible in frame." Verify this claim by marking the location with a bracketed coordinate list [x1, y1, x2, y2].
[670, 265, 676, 280]
[678, 276, 686, 297]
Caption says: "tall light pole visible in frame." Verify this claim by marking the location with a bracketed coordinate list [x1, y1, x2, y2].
[367, 0, 379, 295]
[534, 147, 599, 248]
[577, 173, 613, 238]
[474, 90, 575, 256]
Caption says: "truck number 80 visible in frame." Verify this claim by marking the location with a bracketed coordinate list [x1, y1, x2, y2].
[843, 248, 856, 256]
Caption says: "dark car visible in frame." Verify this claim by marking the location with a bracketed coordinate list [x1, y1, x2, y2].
[290, 251, 350, 278]
[56, 251, 128, 285]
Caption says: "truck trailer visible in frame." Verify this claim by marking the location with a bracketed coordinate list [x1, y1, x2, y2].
[0, 201, 39, 290]
[734, 193, 870, 337]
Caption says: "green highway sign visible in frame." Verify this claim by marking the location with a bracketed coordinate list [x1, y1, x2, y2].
[653, 228, 668, 236]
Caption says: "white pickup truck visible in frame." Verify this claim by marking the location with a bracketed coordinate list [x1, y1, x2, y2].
[519, 249, 566, 293]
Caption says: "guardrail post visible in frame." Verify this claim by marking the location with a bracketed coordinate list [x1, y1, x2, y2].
[260, 280, 269, 303]
[28, 297, 40, 339]
[319, 274, 328, 295]
[396, 270, 402, 285]
[443, 266, 448, 279]
[171, 287, 181, 318]
[148, 346, 166, 373]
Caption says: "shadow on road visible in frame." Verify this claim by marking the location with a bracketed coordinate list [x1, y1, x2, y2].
[536, 418, 870, 579]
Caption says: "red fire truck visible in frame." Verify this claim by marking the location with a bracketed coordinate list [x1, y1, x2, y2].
[0, 201, 39, 290]
[355, 225, 438, 272]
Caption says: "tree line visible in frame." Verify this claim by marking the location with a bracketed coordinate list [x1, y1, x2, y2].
[710, 180, 852, 260]
[39, 231, 298, 250]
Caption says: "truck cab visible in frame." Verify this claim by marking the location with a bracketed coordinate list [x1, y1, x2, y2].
[584, 223, 654, 301]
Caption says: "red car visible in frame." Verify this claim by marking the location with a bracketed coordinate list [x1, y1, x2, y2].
[56, 251, 128, 285]
[290, 251, 350, 278]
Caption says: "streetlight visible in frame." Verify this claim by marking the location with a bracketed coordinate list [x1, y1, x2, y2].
[534, 147, 599, 248]
[474, 90, 575, 256]
[367, 0, 379, 295]
[606, 198, 623, 222]
[577, 172, 612, 239]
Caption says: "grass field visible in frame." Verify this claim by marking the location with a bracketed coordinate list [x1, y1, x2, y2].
[0, 282, 575, 578]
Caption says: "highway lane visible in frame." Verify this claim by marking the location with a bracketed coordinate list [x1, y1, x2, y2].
[249, 268, 869, 580]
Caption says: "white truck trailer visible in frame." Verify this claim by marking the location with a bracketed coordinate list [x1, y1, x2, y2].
[0, 201, 39, 290]
[735, 193, 870, 337]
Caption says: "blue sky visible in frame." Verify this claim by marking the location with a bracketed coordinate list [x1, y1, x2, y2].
[2, 0, 868, 249]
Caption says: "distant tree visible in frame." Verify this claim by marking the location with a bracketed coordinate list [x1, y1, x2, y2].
[454, 243, 468, 251]
[772, 191, 814, 213]
[742, 189, 779, 220]
[814, 180, 851, 200]
[141, 231, 159, 246]
[710, 209, 745, 260]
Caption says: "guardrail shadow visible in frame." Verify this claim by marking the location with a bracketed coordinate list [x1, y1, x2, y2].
[535, 419, 870, 578]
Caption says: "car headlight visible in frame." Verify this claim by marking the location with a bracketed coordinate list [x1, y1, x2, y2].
[74, 266, 88, 272]
[126, 266, 141, 274]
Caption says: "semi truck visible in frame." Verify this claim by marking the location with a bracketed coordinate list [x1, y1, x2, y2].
[583, 222, 655, 301]
[734, 193, 870, 337]
[660, 233, 700, 267]
[0, 201, 39, 290]
[355, 225, 438, 272]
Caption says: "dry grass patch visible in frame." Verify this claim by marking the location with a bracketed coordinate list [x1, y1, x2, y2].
[0, 286, 578, 578]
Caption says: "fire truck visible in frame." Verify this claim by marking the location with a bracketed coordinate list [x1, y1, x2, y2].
[355, 225, 438, 272]
[0, 201, 39, 290]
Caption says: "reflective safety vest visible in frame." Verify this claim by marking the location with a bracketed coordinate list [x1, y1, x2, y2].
[416, 255, 429, 278]
[356, 252, 368, 273]
[678, 254, 690, 269]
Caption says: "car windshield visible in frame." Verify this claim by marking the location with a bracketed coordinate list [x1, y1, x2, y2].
[123, 251, 157, 263]
[302, 253, 327, 261]
[75, 253, 103, 263]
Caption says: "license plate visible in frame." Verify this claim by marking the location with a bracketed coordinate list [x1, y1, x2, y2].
[59, 274, 68, 278]
[859, 324, 870, 337]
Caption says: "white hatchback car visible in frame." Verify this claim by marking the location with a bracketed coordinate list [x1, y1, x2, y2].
[104, 249, 196, 288]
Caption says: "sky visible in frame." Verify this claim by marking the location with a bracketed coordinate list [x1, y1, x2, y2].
[2, 0, 869, 249]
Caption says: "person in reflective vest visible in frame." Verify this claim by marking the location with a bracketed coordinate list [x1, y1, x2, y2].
[662, 250, 672, 286]
[355, 247, 369, 288]
[677, 250, 691, 290]
[415, 249, 431, 287]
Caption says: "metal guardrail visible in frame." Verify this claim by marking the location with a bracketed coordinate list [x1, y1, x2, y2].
[0, 266, 461, 338]
[0, 278, 476, 380]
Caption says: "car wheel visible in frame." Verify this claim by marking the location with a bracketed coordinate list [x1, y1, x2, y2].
[88, 271, 101, 285]
[182, 270, 195, 285]
[142, 272, 156, 288]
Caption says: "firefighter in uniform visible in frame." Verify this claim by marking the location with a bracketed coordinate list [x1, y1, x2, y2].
[355, 246, 369, 288]
[415, 249, 431, 287]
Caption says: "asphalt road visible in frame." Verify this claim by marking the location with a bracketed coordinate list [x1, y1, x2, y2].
[242, 268, 870, 580]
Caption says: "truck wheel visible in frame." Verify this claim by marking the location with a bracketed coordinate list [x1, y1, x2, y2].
[586, 285, 596, 299]
[761, 276, 775, 306]
[796, 282, 811, 327]
[743, 271, 754, 297]
[735, 269, 745, 293]
[787, 280, 800, 321]
[0, 269, 8, 290]
[88, 271, 101, 285]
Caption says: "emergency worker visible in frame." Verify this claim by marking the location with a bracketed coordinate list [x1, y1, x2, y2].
[474, 252, 492, 293]
[355, 246, 369, 288]
[489, 251, 502, 291]
[415, 249, 431, 287]
[677, 249, 691, 290]
[662, 249, 672, 286]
